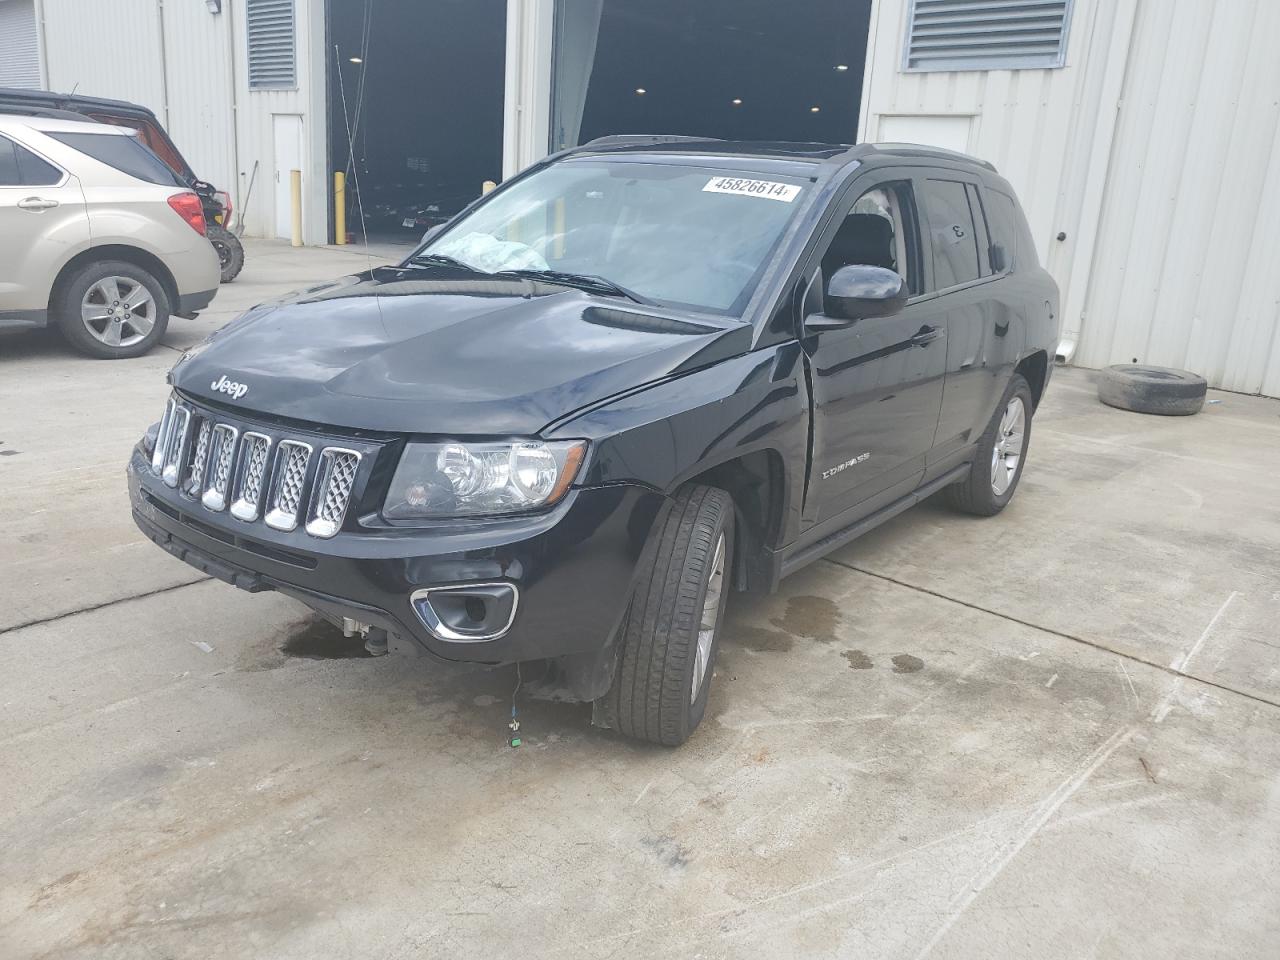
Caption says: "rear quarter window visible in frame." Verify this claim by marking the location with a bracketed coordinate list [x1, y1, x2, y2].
[46, 131, 182, 186]
[984, 189, 1019, 271]
[0, 135, 63, 186]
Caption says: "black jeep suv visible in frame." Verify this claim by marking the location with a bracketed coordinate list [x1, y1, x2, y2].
[128, 136, 1058, 745]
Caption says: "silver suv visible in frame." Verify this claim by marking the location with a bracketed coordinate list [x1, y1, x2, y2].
[0, 114, 220, 358]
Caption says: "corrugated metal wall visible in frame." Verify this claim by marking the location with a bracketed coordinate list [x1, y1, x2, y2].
[862, 0, 1280, 397]
[0, 0, 42, 88]
[37, 0, 329, 244]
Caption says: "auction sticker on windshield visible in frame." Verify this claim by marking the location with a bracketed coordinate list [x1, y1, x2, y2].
[702, 176, 802, 202]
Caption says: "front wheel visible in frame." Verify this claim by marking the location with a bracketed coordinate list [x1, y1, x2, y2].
[595, 484, 734, 746]
[208, 225, 245, 283]
[945, 373, 1034, 516]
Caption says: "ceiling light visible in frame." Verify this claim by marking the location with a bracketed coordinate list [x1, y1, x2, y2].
[635, 87, 646, 95]
[731, 98, 743, 105]
[835, 64, 849, 71]
[810, 106, 821, 113]
[349, 57, 363, 63]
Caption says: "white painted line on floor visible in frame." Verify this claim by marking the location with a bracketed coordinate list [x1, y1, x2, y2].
[190, 640, 214, 654]
[909, 725, 1136, 960]
[1171, 591, 1239, 672]
[1045, 673, 1059, 688]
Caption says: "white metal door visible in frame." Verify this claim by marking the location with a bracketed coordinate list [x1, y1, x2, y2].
[272, 114, 303, 241]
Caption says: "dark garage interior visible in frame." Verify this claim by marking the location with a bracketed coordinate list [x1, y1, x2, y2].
[328, 0, 507, 246]
[328, 0, 871, 246]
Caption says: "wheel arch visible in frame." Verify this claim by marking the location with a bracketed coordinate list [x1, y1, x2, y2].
[681, 448, 787, 594]
[1016, 349, 1049, 410]
[48, 245, 180, 322]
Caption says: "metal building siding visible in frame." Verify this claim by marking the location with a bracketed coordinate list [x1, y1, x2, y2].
[1075, 0, 1280, 396]
[863, 0, 1280, 396]
[39, 0, 167, 115]
[0, 0, 41, 88]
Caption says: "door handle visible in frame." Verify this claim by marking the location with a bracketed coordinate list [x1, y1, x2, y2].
[910, 325, 943, 347]
[17, 197, 59, 211]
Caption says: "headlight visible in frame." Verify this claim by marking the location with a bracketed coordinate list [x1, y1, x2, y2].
[383, 439, 587, 519]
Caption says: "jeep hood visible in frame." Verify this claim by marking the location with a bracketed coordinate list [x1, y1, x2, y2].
[171, 267, 752, 435]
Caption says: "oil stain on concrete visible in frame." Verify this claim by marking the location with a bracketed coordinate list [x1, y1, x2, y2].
[843, 649, 874, 670]
[892, 654, 925, 673]
[281, 617, 374, 660]
[770, 595, 842, 642]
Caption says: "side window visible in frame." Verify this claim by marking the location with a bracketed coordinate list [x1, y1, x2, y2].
[45, 132, 180, 186]
[0, 135, 62, 187]
[984, 188, 1019, 272]
[965, 183, 992, 276]
[819, 180, 920, 297]
[921, 179, 980, 290]
[0, 137, 19, 185]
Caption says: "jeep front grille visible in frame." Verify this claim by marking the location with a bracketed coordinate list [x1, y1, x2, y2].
[148, 397, 365, 540]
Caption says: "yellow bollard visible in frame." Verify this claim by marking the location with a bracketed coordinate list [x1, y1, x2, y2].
[334, 171, 346, 245]
[290, 169, 303, 247]
[482, 179, 497, 195]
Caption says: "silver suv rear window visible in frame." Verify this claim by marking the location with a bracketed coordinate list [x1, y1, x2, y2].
[46, 131, 183, 186]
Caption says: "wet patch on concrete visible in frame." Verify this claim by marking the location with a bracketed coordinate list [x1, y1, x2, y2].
[892, 654, 925, 673]
[0, 449, 20, 457]
[843, 649, 874, 670]
[281, 617, 374, 660]
[770, 595, 842, 641]
[732, 624, 795, 652]
[642, 835, 691, 869]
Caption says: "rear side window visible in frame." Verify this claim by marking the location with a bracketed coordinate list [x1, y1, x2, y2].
[46, 131, 182, 186]
[921, 179, 981, 290]
[984, 189, 1019, 272]
[0, 135, 63, 186]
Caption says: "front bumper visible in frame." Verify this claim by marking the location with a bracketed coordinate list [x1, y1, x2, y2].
[128, 445, 666, 663]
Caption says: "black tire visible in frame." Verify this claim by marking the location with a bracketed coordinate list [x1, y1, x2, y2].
[1097, 364, 1206, 416]
[208, 224, 245, 283]
[946, 373, 1034, 517]
[54, 260, 171, 360]
[595, 484, 735, 746]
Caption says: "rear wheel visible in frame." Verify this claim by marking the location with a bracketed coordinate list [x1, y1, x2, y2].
[595, 484, 734, 746]
[208, 224, 245, 283]
[54, 260, 170, 359]
[946, 373, 1034, 516]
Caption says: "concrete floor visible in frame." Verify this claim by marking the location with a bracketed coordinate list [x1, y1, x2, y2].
[2, 240, 1279, 959]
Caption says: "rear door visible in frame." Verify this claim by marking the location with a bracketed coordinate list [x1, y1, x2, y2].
[799, 169, 948, 528]
[916, 173, 1018, 470]
[0, 131, 88, 317]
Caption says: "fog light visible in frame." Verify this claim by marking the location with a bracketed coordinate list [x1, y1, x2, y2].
[411, 583, 519, 642]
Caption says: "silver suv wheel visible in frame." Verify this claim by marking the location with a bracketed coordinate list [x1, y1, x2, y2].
[81, 276, 155, 348]
[991, 395, 1026, 496]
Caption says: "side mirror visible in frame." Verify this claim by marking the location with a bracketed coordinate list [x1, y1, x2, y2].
[809, 265, 908, 332]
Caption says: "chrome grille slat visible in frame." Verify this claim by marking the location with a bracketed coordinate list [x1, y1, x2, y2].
[202, 424, 239, 511]
[160, 406, 192, 488]
[306, 448, 361, 539]
[184, 419, 212, 498]
[151, 398, 176, 475]
[264, 440, 313, 532]
[230, 432, 272, 521]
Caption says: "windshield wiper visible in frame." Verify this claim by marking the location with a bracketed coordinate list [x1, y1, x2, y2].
[406, 252, 489, 274]
[497, 268, 650, 305]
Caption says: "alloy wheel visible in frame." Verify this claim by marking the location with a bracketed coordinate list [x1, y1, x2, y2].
[80, 276, 155, 348]
[691, 531, 726, 704]
[990, 395, 1026, 496]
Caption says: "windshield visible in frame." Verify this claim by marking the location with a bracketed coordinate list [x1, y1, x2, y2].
[416, 159, 809, 314]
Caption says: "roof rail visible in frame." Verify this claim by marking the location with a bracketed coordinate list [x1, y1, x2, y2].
[869, 141, 997, 172]
[580, 134, 724, 150]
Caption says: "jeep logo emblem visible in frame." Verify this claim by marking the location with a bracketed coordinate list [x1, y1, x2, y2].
[210, 374, 249, 400]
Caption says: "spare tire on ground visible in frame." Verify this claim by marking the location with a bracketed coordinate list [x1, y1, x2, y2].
[1097, 364, 1207, 416]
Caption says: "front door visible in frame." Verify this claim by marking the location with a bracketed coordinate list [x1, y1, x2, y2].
[800, 175, 947, 527]
[272, 114, 303, 241]
[0, 132, 86, 317]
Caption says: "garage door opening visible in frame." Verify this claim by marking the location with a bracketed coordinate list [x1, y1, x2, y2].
[328, 0, 506, 248]
[551, 0, 873, 151]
